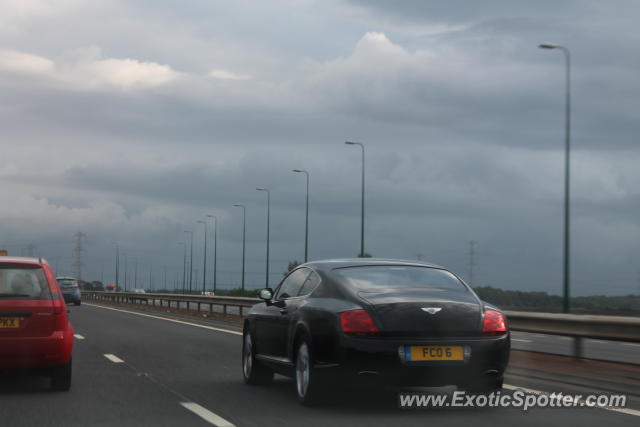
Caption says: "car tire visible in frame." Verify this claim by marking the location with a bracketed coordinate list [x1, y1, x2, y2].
[295, 336, 325, 406]
[242, 329, 273, 385]
[51, 359, 72, 391]
[74, 300, 81, 306]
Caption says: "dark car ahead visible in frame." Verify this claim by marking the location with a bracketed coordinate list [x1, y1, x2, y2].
[242, 258, 509, 405]
[56, 277, 81, 306]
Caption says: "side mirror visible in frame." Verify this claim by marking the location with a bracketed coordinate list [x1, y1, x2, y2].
[258, 288, 274, 301]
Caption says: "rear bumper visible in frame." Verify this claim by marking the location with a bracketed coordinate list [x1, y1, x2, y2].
[62, 291, 81, 303]
[0, 328, 74, 369]
[317, 334, 510, 386]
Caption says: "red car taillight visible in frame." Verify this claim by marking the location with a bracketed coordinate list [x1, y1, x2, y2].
[340, 309, 379, 337]
[482, 309, 508, 336]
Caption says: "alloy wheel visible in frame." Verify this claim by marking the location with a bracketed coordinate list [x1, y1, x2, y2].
[296, 342, 310, 398]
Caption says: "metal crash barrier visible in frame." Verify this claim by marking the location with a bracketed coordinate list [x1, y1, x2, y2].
[82, 291, 640, 360]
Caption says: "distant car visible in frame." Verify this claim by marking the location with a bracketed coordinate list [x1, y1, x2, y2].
[0, 257, 74, 390]
[56, 277, 81, 306]
[242, 259, 510, 405]
[128, 288, 149, 303]
[105, 284, 117, 292]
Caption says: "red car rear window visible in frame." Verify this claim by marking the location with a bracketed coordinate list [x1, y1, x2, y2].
[0, 264, 53, 300]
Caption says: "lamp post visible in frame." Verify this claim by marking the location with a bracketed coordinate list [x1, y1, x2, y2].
[206, 214, 218, 293]
[539, 42, 571, 313]
[114, 244, 119, 289]
[256, 188, 271, 288]
[233, 204, 246, 291]
[178, 242, 186, 294]
[197, 220, 207, 295]
[345, 141, 365, 257]
[184, 230, 194, 294]
[292, 169, 310, 262]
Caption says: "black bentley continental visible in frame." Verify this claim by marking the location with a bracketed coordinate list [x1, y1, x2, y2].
[242, 259, 510, 404]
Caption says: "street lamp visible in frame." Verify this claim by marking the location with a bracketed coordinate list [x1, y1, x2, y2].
[114, 244, 119, 289]
[539, 42, 571, 313]
[292, 169, 310, 262]
[256, 187, 271, 288]
[197, 220, 208, 295]
[345, 141, 366, 257]
[233, 204, 246, 291]
[206, 214, 218, 293]
[184, 230, 194, 294]
[177, 242, 186, 294]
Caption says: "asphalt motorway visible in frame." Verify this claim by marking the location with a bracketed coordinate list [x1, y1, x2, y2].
[118, 298, 640, 365]
[0, 304, 637, 427]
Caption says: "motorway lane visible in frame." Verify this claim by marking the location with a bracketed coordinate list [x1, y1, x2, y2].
[124, 299, 640, 365]
[0, 314, 214, 426]
[1, 303, 637, 427]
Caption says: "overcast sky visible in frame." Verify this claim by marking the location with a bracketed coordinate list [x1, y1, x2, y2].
[1, 0, 639, 296]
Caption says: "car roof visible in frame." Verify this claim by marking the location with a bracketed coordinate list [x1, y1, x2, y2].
[56, 276, 78, 281]
[302, 258, 445, 273]
[0, 256, 48, 266]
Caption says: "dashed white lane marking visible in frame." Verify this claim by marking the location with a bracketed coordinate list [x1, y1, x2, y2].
[181, 402, 235, 427]
[84, 303, 242, 336]
[511, 339, 532, 343]
[104, 354, 125, 364]
[74, 334, 85, 340]
[504, 384, 640, 418]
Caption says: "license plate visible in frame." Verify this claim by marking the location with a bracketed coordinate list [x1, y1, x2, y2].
[409, 345, 463, 361]
[0, 317, 20, 328]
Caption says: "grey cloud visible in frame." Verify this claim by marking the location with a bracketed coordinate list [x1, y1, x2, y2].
[1, 0, 639, 296]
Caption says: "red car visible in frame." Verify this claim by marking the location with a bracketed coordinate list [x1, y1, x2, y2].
[0, 257, 74, 390]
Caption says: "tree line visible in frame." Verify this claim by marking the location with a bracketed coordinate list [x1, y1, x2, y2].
[474, 286, 640, 315]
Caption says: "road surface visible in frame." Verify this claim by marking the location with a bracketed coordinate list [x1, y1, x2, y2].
[0, 303, 637, 426]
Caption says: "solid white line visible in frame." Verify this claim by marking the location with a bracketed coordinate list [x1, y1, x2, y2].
[622, 343, 640, 347]
[511, 339, 532, 343]
[504, 384, 640, 418]
[181, 402, 235, 427]
[504, 383, 543, 394]
[74, 334, 85, 340]
[104, 354, 125, 364]
[84, 303, 242, 336]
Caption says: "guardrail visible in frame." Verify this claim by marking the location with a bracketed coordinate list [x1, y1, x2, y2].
[505, 310, 640, 358]
[82, 291, 257, 317]
[82, 291, 640, 360]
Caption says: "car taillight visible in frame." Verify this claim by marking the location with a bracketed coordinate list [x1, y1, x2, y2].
[340, 309, 379, 337]
[482, 309, 508, 336]
[51, 300, 67, 330]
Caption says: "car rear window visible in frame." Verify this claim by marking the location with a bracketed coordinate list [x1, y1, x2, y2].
[57, 279, 78, 287]
[334, 266, 467, 292]
[0, 264, 53, 300]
